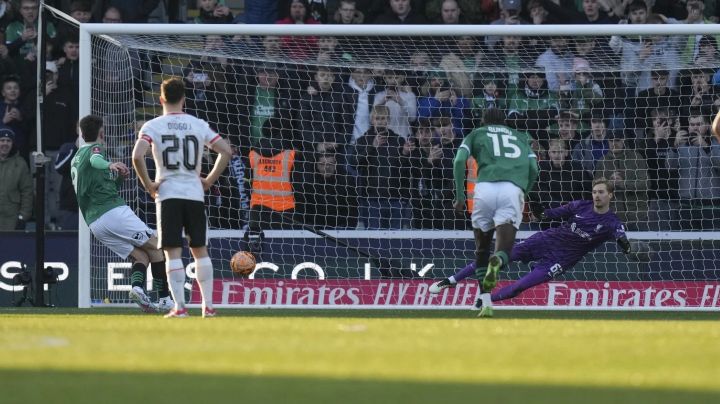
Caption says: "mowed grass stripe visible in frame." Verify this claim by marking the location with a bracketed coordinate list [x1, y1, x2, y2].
[1, 309, 718, 399]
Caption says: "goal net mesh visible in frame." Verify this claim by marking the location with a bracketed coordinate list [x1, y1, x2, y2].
[86, 29, 720, 309]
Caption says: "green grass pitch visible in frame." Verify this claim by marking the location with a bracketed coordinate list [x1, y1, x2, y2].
[1, 308, 718, 404]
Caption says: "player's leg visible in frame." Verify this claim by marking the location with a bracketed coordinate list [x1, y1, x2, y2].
[484, 223, 516, 291]
[491, 261, 562, 302]
[478, 182, 524, 317]
[129, 247, 150, 287]
[127, 247, 158, 313]
[185, 200, 216, 318]
[483, 182, 525, 292]
[474, 228, 497, 317]
[141, 236, 172, 311]
[190, 246, 216, 317]
[429, 260, 476, 293]
[458, 182, 497, 315]
[163, 247, 187, 317]
[88, 206, 159, 313]
[430, 235, 538, 294]
[158, 199, 189, 318]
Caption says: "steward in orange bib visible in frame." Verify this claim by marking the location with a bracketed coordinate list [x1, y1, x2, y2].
[249, 149, 295, 211]
[466, 156, 477, 213]
[248, 118, 297, 230]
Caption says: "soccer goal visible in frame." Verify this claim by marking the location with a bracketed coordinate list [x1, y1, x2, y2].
[77, 22, 720, 311]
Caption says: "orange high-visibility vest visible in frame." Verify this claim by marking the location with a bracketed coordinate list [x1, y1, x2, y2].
[466, 157, 477, 213]
[249, 149, 295, 211]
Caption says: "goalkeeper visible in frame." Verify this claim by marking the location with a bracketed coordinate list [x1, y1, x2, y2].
[431, 178, 631, 314]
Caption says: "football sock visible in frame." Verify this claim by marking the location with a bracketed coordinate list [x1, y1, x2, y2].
[495, 251, 510, 268]
[480, 293, 492, 308]
[491, 267, 549, 302]
[130, 262, 146, 289]
[166, 259, 186, 309]
[472, 251, 490, 284]
[151, 260, 170, 298]
[195, 256, 214, 310]
[452, 261, 477, 283]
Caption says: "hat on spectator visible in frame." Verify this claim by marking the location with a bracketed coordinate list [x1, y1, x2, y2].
[290, 0, 308, 7]
[0, 126, 15, 141]
[573, 57, 590, 73]
[501, 0, 522, 11]
[45, 61, 58, 74]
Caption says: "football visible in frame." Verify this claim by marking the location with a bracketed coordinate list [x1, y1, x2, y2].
[230, 251, 256, 276]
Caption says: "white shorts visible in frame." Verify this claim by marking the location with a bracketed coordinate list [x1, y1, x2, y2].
[89, 205, 155, 260]
[470, 181, 525, 232]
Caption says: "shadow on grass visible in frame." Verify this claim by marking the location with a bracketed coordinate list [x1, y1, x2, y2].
[0, 369, 717, 404]
[1, 307, 719, 321]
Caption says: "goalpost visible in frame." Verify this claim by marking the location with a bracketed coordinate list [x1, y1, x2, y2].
[78, 22, 720, 311]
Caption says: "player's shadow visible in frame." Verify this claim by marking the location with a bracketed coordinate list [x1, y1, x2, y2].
[2, 369, 717, 404]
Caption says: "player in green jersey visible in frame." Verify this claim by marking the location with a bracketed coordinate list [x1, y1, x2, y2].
[72, 115, 171, 313]
[453, 108, 539, 317]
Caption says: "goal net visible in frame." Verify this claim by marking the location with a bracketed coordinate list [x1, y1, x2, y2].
[79, 23, 720, 310]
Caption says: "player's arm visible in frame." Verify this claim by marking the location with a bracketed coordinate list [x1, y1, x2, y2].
[525, 132, 539, 193]
[452, 139, 471, 211]
[202, 137, 232, 191]
[614, 222, 631, 254]
[132, 136, 158, 197]
[617, 236, 631, 254]
[543, 200, 577, 220]
[528, 156, 539, 194]
[89, 147, 129, 180]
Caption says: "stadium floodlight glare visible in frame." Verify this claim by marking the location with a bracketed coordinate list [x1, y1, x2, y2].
[75, 20, 720, 311]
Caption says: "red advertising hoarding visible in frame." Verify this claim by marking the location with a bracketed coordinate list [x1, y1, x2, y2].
[190, 279, 720, 308]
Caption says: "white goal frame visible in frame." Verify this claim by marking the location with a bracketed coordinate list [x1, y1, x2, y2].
[77, 23, 720, 310]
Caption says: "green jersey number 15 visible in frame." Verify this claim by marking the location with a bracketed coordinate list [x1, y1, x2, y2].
[486, 128, 521, 159]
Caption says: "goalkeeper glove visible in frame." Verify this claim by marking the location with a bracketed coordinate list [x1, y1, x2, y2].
[617, 236, 631, 254]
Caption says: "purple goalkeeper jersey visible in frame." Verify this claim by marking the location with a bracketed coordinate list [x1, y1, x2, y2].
[526, 200, 626, 267]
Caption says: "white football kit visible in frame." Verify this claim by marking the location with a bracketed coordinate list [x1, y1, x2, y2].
[139, 112, 220, 202]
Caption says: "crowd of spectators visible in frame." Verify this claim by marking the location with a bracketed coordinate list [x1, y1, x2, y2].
[2, 0, 720, 232]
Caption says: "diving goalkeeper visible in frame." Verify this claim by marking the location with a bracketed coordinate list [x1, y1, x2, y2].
[431, 178, 632, 315]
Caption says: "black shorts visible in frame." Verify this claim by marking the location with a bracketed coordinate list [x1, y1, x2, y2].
[157, 199, 207, 248]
